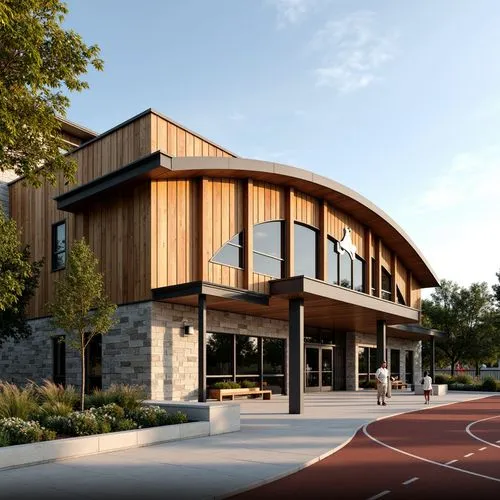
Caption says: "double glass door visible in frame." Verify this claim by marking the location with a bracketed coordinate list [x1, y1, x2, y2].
[305, 346, 333, 392]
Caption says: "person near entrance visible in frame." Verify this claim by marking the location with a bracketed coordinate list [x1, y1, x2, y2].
[421, 371, 433, 404]
[375, 361, 389, 406]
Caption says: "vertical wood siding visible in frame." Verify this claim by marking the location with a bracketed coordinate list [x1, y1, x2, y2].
[380, 242, 392, 271]
[150, 113, 234, 158]
[396, 260, 408, 303]
[326, 206, 365, 259]
[294, 191, 319, 228]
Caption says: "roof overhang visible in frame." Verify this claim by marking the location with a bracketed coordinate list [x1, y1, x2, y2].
[388, 323, 447, 341]
[152, 278, 436, 340]
[55, 152, 439, 288]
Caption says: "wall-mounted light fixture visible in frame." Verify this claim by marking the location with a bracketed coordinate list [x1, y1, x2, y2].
[182, 321, 194, 336]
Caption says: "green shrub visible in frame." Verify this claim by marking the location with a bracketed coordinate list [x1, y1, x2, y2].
[90, 403, 127, 431]
[43, 415, 71, 435]
[85, 385, 146, 410]
[0, 382, 38, 420]
[114, 418, 138, 431]
[212, 381, 240, 389]
[37, 380, 79, 409]
[481, 377, 498, 392]
[126, 406, 187, 428]
[241, 380, 258, 389]
[434, 374, 451, 384]
[65, 410, 111, 436]
[0, 417, 56, 445]
[84, 389, 115, 409]
[453, 374, 474, 385]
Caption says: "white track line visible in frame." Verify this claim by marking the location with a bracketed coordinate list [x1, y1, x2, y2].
[366, 490, 391, 500]
[402, 477, 419, 485]
[479, 447, 487, 451]
[363, 423, 500, 483]
[465, 415, 500, 448]
[464, 453, 474, 458]
[446, 459, 458, 465]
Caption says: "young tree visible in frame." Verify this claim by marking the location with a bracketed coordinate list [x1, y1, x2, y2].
[49, 238, 117, 410]
[0, 0, 103, 186]
[0, 210, 43, 344]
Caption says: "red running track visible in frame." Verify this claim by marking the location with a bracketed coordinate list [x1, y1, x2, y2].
[230, 395, 500, 500]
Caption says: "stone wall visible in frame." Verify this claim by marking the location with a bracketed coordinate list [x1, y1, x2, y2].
[0, 298, 423, 400]
[151, 302, 289, 401]
[0, 170, 19, 216]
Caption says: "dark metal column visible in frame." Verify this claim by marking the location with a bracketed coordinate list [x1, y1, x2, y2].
[289, 298, 304, 414]
[258, 337, 264, 390]
[430, 336, 435, 381]
[376, 320, 387, 368]
[198, 294, 207, 403]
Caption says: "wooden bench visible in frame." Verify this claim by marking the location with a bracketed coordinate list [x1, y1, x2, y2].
[391, 380, 408, 390]
[208, 388, 272, 401]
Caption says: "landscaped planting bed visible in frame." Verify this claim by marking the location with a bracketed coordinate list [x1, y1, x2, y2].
[0, 381, 188, 448]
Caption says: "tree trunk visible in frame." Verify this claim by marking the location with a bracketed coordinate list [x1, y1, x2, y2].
[81, 348, 86, 412]
[475, 361, 480, 378]
[450, 361, 455, 377]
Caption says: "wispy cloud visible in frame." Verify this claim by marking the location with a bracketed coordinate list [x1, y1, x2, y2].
[269, 0, 317, 27]
[310, 11, 398, 92]
[417, 147, 500, 213]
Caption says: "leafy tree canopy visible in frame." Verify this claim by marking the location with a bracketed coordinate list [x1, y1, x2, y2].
[422, 279, 498, 374]
[0, 246, 42, 346]
[0, 208, 36, 311]
[493, 270, 500, 305]
[0, 0, 103, 186]
[49, 238, 116, 410]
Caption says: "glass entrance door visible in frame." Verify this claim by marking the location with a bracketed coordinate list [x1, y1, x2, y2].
[305, 346, 333, 392]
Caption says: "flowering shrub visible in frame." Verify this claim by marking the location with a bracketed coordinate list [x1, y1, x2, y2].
[65, 410, 111, 436]
[0, 417, 56, 446]
[126, 406, 187, 428]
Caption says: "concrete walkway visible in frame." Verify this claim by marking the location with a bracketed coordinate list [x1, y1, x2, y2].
[0, 391, 487, 500]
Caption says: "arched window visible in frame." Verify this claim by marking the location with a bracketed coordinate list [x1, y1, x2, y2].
[381, 267, 392, 301]
[339, 251, 352, 288]
[253, 221, 284, 277]
[211, 232, 244, 268]
[294, 222, 317, 278]
[396, 285, 406, 305]
[353, 257, 365, 292]
[328, 238, 339, 285]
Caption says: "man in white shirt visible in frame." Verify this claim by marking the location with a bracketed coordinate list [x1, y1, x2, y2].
[422, 371, 433, 404]
[375, 360, 389, 406]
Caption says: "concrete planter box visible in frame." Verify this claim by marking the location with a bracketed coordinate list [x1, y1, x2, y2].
[0, 421, 208, 470]
[414, 384, 448, 396]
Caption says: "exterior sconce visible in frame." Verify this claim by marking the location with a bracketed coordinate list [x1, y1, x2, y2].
[183, 321, 194, 336]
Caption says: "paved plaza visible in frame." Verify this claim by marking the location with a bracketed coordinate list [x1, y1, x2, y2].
[0, 391, 488, 499]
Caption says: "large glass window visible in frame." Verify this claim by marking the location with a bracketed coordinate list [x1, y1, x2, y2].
[52, 221, 66, 271]
[405, 350, 414, 384]
[328, 239, 339, 285]
[207, 333, 233, 376]
[339, 252, 352, 288]
[294, 223, 317, 278]
[381, 267, 392, 301]
[253, 221, 284, 277]
[390, 349, 400, 380]
[236, 336, 259, 375]
[353, 257, 365, 292]
[211, 232, 243, 268]
[207, 334, 286, 395]
[85, 334, 102, 393]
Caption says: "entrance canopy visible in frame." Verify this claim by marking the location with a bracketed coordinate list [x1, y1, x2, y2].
[153, 276, 427, 338]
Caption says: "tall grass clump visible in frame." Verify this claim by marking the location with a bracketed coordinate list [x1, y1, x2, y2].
[36, 379, 78, 417]
[0, 382, 38, 420]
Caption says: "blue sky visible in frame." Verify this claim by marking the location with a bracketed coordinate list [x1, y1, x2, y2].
[65, 0, 500, 291]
